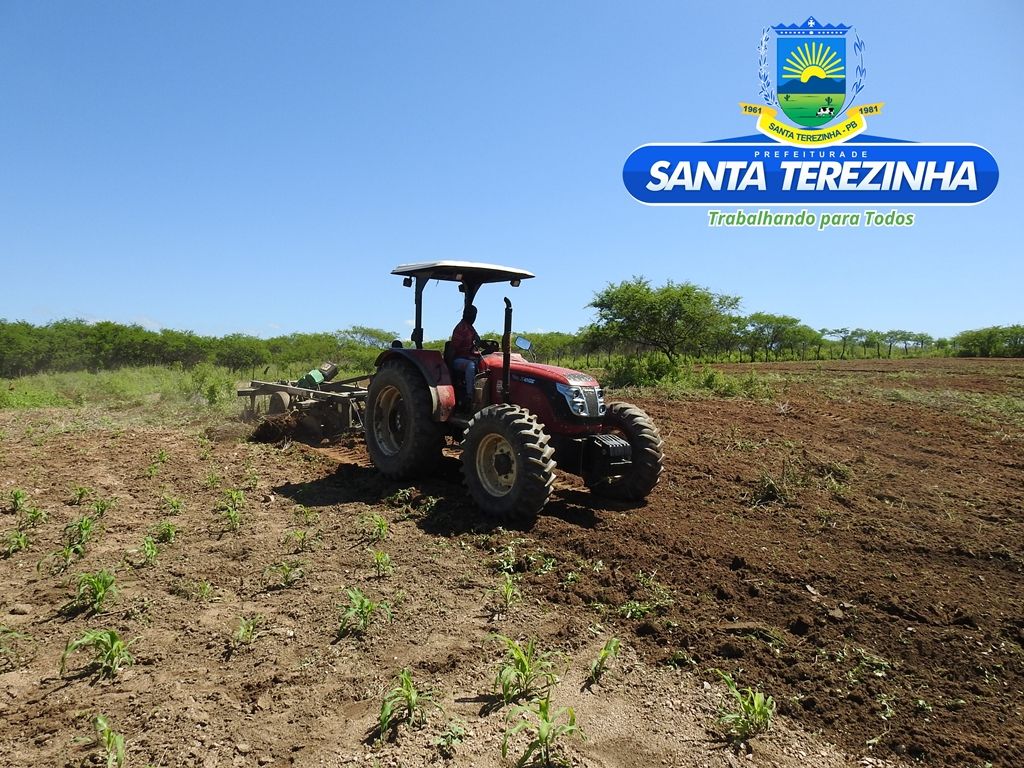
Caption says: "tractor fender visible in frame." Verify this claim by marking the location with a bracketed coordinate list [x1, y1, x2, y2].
[373, 349, 456, 422]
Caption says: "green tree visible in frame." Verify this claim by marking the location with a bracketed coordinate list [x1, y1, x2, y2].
[821, 327, 852, 359]
[214, 334, 270, 372]
[588, 277, 739, 363]
[743, 313, 801, 362]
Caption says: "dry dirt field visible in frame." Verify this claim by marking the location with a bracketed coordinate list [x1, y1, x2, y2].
[1, 358, 1021, 767]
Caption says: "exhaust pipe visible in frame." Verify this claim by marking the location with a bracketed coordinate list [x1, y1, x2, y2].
[502, 297, 512, 404]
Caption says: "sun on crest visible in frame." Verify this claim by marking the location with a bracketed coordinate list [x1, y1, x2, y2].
[782, 42, 845, 83]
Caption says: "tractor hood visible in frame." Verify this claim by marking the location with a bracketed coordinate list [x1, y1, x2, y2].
[480, 353, 599, 387]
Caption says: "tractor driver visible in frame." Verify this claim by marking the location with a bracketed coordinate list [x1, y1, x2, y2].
[450, 304, 482, 406]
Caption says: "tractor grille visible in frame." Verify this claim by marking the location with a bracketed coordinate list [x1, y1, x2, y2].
[583, 388, 600, 416]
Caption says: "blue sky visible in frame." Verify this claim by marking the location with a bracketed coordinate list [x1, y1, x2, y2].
[1, 1, 1021, 341]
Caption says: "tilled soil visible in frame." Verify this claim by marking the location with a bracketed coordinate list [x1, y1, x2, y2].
[1, 358, 1021, 767]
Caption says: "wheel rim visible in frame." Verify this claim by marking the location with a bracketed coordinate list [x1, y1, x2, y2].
[475, 432, 517, 497]
[372, 385, 406, 457]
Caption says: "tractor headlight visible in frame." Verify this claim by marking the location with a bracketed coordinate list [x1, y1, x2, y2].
[557, 383, 604, 417]
[556, 382, 588, 416]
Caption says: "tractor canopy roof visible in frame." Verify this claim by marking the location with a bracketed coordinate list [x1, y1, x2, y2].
[391, 261, 534, 286]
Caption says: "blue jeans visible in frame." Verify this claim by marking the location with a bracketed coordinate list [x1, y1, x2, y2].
[452, 357, 477, 398]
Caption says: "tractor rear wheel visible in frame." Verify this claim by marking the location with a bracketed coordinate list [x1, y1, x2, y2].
[365, 360, 443, 479]
[461, 404, 555, 525]
[588, 402, 663, 501]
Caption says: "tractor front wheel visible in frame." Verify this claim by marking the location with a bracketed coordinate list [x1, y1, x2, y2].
[588, 402, 663, 501]
[365, 360, 443, 479]
[461, 404, 555, 525]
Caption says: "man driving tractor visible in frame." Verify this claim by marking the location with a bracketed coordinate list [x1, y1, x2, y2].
[450, 304, 482, 407]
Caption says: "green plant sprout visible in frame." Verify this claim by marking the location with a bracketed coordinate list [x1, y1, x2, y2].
[69, 486, 93, 505]
[716, 670, 775, 742]
[585, 637, 621, 688]
[369, 549, 393, 578]
[378, 667, 442, 741]
[265, 560, 306, 588]
[93, 714, 126, 768]
[75, 569, 118, 614]
[232, 615, 264, 649]
[61, 629, 136, 678]
[337, 588, 392, 638]
[151, 520, 177, 543]
[3, 530, 30, 558]
[139, 536, 159, 566]
[493, 635, 558, 705]
[502, 691, 582, 768]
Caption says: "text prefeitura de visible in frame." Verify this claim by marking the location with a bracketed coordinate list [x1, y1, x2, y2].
[645, 149, 977, 192]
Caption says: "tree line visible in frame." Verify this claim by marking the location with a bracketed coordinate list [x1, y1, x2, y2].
[0, 320, 398, 378]
[1, 279, 1020, 379]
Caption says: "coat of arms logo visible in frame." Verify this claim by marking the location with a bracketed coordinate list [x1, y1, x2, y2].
[742, 17, 881, 146]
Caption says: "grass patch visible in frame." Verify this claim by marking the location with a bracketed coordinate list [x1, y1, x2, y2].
[0, 365, 244, 423]
[881, 387, 1024, 428]
[606, 362, 777, 401]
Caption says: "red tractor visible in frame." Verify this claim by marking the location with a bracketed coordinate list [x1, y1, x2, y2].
[364, 261, 663, 524]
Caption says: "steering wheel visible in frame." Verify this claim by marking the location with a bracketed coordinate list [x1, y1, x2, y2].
[479, 338, 500, 355]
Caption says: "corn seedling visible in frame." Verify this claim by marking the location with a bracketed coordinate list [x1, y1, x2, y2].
[585, 637, 621, 688]
[362, 513, 389, 542]
[39, 542, 85, 574]
[64, 514, 99, 547]
[293, 504, 319, 525]
[3, 530, 29, 558]
[76, 569, 118, 614]
[265, 559, 306, 588]
[369, 549, 393, 578]
[93, 715, 126, 768]
[138, 536, 159, 566]
[8, 489, 28, 513]
[219, 489, 245, 531]
[221, 488, 245, 510]
[716, 670, 775, 742]
[69, 485, 93, 505]
[17, 505, 47, 530]
[197, 436, 213, 460]
[151, 520, 177, 544]
[232, 614, 264, 648]
[61, 629, 135, 678]
[221, 506, 241, 532]
[502, 691, 582, 768]
[493, 635, 558, 705]
[1, 625, 30, 670]
[91, 497, 115, 518]
[378, 667, 442, 741]
[284, 528, 318, 553]
[337, 587, 392, 638]
[205, 471, 222, 489]
[154, 449, 168, 464]
[433, 719, 467, 759]
[163, 494, 184, 514]
[491, 572, 522, 617]
[145, 462, 160, 478]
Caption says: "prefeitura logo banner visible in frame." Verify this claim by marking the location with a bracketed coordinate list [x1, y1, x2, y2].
[622, 16, 999, 207]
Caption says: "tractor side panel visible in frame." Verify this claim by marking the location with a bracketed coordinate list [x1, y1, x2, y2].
[373, 349, 456, 422]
